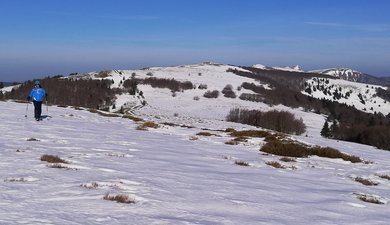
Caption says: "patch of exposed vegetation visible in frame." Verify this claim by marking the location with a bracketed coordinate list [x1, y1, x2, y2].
[234, 160, 250, 166]
[280, 157, 296, 162]
[354, 193, 385, 204]
[260, 139, 362, 163]
[122, 114, 144, 122]
[40, 154, 68, 164]
[354, 177, 379, 186]
[27, 138, 40, 142]
[137, 121, 159, 130]
[265, 161, 286, 169]
[103, 193, 136, 204]
[376, 174, 390, 180]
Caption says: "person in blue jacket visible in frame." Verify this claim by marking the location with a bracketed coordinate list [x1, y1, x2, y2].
[27, 80, 47, 121]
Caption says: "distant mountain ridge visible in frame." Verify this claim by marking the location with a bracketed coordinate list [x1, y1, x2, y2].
[252, 64, 390, 86]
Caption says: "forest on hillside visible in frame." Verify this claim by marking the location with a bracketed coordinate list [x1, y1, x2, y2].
[230, 67, 390, 151]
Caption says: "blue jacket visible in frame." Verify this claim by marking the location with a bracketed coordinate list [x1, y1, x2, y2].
[29, 87, 47, 102]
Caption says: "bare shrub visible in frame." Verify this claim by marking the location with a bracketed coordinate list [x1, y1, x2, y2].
[354, 177, 379, 186]
[239, 93, 264, 102]
[260, 139, 362, 163]
[193, 96, 200, 101]
[41, 154, 68, 164]
[222, 84, 237, 98]
[103, 193, 136, 204]
[227, 108, 306, 135]
[235, 160, 249, 166]
[203, 90, 219, 98]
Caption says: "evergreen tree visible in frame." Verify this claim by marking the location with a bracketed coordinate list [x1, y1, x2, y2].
[321, 121, 330, 137]
[0, 82, 4, 89]
[330, 120, 338, 137]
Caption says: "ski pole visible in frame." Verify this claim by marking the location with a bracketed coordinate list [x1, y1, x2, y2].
[46, 100, 49, 116]
[25, 101, 29, 118]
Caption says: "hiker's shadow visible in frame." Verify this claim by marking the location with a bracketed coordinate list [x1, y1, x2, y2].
[41, 115, 52, 119]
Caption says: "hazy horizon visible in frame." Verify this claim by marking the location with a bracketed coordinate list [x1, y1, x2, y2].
[1, 0, 390, 82]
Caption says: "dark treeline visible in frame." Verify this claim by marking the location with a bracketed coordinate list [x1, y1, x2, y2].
[227, 108, 306, 135]
[141, 77, 194, 92]
[1, 77, 116, 110]
[229, 67, 390, 150]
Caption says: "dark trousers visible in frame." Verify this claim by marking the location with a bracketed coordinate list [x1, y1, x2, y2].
[33, 101, 42, 119]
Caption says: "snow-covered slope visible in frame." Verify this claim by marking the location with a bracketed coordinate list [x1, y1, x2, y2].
[78, 63, 390, 121]
[1, 100, 389, 224]
[310, 68, 388, 85]
[302, 77, 390, 115]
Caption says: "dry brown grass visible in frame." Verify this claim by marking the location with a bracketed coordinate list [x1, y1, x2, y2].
[235, 160, 250, 166]
[122, 114, 144, 122]
[137, 121, 159, 130]
[354, 177, 379, 186]
[265, 161, 286, 169]
[354, 193, 384, 204]
[260, 139, 362, 163]
[103, 193, 136, 204]
[40, 154, 68, 164]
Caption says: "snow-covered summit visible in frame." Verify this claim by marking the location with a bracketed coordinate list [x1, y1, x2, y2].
[273, 65, 304, 72]
[252, 64, 304, 72]
[311, 68, 363, 81]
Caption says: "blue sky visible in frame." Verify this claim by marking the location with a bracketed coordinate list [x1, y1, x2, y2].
[1, 0, 390, 81]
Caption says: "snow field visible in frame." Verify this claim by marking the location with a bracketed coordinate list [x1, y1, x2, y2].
[1, 101, 390, 224]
